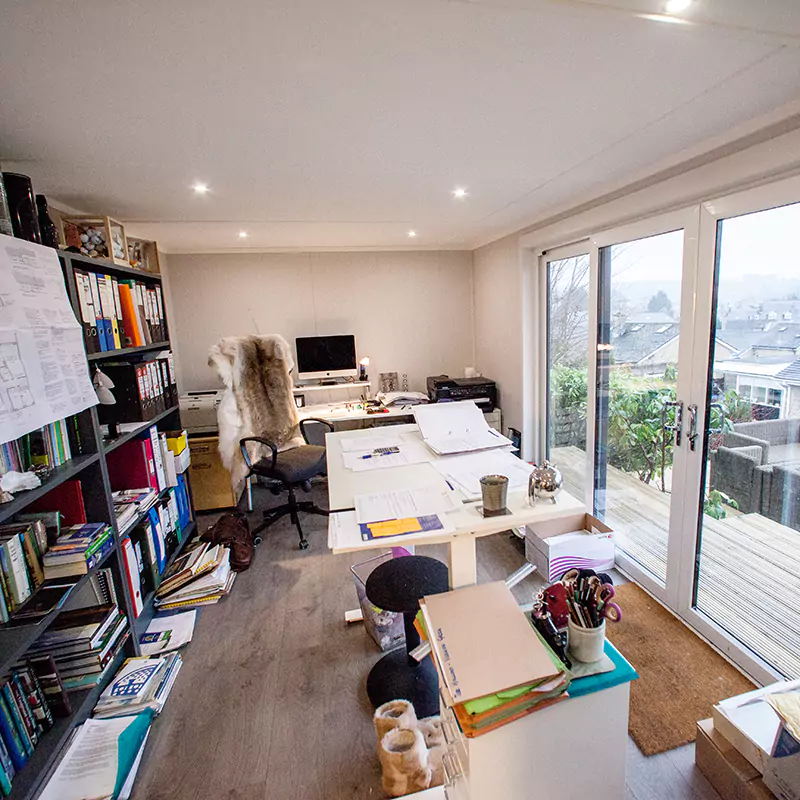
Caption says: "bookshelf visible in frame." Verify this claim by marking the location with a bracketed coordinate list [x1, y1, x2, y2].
[0, 249, 194, 800]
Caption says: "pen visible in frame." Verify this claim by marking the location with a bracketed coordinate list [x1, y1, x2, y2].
[361, 451, 394, 460]
[445, 480, 455, 491]
[488, 429, 500, 437]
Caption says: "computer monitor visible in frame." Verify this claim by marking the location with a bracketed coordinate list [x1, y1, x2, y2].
[295, 335, 357, 381]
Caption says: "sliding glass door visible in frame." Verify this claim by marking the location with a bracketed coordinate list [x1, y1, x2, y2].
[687, 188, 800, 681]
[545, 246, 590, 501]
[590, 214, 699, 605]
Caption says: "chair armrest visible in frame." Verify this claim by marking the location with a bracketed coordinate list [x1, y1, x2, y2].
[299, 418, 334, 445]
[239, 436, 278, 471]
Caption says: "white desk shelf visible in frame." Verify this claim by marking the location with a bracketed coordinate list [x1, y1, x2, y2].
[292, 381, 371, 394]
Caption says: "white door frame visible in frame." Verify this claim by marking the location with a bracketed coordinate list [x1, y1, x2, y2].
[673, 174, 800, 686]
[590, 208, 700, 608]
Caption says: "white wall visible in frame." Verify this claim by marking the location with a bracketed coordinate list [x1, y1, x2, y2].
[473, 125, 800, 452]
[163, 250, 475, 394]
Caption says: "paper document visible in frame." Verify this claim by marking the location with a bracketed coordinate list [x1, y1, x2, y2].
[139, 610, 197, 655]
[355, 486, 459, 524]
[413, 401, 513, 455]
[340, 432, 405, 452]
[342, 441, 431, 472]
[433, 450, 534, 500]
[39, 712, 153, 800]
[0, 235, 97, 442]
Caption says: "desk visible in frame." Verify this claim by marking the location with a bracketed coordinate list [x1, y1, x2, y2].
[325, 424, 584, 587]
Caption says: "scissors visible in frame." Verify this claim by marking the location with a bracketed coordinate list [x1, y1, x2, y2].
[593, 582, 622, 623]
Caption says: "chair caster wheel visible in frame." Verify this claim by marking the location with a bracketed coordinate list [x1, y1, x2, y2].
[299, 540, 309, 551]
[253, 536, 263, 546]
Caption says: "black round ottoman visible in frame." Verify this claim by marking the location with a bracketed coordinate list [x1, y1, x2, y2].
[365, 555, 449, 718]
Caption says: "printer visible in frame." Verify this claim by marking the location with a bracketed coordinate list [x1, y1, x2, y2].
[426, 375, 497, 412]
[179, 390, 222, 433]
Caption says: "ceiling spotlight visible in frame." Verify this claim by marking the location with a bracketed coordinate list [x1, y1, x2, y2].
[664, 0, 692, 13]
[192, 182, 209, 194]
[237, 230, 249, 238]
[407, 230, 417, 238]
[452, 187, 468, 199]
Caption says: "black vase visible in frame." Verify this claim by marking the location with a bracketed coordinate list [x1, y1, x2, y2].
[2, 172, 41, 243]
[36, 195, 59, 249]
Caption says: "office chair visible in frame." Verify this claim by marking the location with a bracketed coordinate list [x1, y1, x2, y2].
[239, 418, 333, 550]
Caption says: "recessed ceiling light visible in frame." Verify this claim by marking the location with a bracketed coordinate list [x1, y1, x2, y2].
[452, 187, 468, 199]
[192, 182, 209, 194]
[238, 230, 249, 239]
[664, 0, 692, 13]
[407, 230, 418, 238]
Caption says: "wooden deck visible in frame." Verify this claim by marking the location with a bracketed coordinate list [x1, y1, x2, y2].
[554, 445, 800, 678]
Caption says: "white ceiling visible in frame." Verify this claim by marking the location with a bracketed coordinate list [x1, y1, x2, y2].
[1, 0, 799, 252]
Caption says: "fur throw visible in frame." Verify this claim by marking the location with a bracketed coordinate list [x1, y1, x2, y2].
[208, 334, 304, 494]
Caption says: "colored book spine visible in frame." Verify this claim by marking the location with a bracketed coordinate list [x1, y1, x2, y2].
[0, 729, 15, 784]
[0, 685, 31, 757]
[0, 694, 27, 771]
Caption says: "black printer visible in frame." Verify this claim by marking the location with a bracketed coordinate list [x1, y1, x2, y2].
[426, 375, 497, 412]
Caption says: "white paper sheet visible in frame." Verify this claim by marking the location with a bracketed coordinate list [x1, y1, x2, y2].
[139, 610, 197, 655]
[433, 450, 534, 500]
[38, 716, 137, 800]
[0, 236, 97, 442]
[412, 401, 513, 454]
[341, 441, 431, 472]
[340, 432, 405, 452]
[355, 486, 460, 524]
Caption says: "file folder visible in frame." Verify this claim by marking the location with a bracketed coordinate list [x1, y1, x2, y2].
[88, 271, 110, 351]
[74, 269, 101, 354]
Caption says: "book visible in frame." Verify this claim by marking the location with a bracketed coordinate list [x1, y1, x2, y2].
[31, 605, 120, 651]
[154, 542, 209, 598]
[0, 692, 27, 771]
[94, 653, 182, 720]
[38, 710, 154, 800]
[27, 655, 71, 717]
[139, 610, 197, 655]
[26, 479, 86, 526]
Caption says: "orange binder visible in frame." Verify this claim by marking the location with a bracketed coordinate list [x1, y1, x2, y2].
[118, 283, 143, 346]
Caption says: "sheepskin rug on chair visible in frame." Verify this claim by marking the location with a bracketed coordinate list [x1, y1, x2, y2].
[208, 334, 304, 494]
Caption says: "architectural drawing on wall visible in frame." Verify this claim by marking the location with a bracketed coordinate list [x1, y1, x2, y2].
[0, 334, 34, 411]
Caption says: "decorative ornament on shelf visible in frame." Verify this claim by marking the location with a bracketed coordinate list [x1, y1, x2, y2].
[359, 356, 370, 382]
[379, 372, 398, 393]
[528, 460, 564, 505]
[93, 367, 120, 439]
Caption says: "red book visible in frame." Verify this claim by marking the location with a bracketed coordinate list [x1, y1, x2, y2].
[26, 480, 86, 525]
[106, 438, 158, 492]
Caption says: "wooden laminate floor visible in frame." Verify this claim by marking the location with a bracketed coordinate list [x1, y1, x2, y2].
[131, 485, 721, 800]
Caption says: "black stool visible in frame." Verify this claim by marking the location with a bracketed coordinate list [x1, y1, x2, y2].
[365, 555, 449, 718]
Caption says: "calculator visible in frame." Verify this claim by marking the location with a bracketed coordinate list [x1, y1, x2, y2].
[373, 446, 400, 455]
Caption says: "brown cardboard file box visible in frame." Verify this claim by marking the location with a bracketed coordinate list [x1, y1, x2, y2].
[188, 435, 239, 511]
[695, 719, 774, 800]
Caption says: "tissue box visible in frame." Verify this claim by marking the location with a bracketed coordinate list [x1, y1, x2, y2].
[525, 513, 614, 582]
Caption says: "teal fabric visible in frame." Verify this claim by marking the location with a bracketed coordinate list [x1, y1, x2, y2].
[568, 640, 638, 699]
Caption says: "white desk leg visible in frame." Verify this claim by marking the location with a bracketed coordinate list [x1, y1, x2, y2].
[448, 536, 477, 588]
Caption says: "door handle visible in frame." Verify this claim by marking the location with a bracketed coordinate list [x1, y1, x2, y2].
[687, 404, 698, 451]
[662, 400, 683, 446]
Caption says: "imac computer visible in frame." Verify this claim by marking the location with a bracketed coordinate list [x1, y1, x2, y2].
[295, 335, 357, 382]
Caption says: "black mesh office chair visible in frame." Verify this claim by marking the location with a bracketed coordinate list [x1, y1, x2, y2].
[239, 418, 333, 550]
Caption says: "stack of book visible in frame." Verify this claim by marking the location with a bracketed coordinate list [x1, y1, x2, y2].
[92, 653, 183, 719]
[154, 543, 235, 611]
[418, 582, 570, 738]
[25, 604, 129, 691]
[0, 663, 55, 792]
[42, 523, 115, 580]
[0, 416, 79, 476]
[0, 519, 49, 621]
[113, 488, 159, 534]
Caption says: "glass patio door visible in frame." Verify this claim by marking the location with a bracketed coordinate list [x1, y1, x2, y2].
[685, 183, 800, 682]
[589, 211, 700, 606]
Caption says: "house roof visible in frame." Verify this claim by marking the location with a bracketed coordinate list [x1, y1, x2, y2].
[612, 321, 679, 365]
[715, 360, 793, 379]
[775, 360, 800, 385]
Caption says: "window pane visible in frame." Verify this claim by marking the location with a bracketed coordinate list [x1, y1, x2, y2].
[595, 229, 684, 587]
[698, 201, 800, 678]
[547, 255, 589, 499]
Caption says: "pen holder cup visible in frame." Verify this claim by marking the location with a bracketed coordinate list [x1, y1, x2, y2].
[480, 474, 509, 516]
[568, 618, 606, 663]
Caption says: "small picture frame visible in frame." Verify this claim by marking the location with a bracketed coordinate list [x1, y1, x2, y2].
[379, 372, 399, 393]
[294, 394, 305, 408]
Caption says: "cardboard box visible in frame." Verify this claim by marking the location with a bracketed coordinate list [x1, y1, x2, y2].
[695, 719, 774, 800]
[525, 513, 614, 582]
[713, 679, 800, 773]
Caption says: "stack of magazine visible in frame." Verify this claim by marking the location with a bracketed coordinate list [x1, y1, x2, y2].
[154, 542, 235, 611]
[93, 655, 182, 719]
